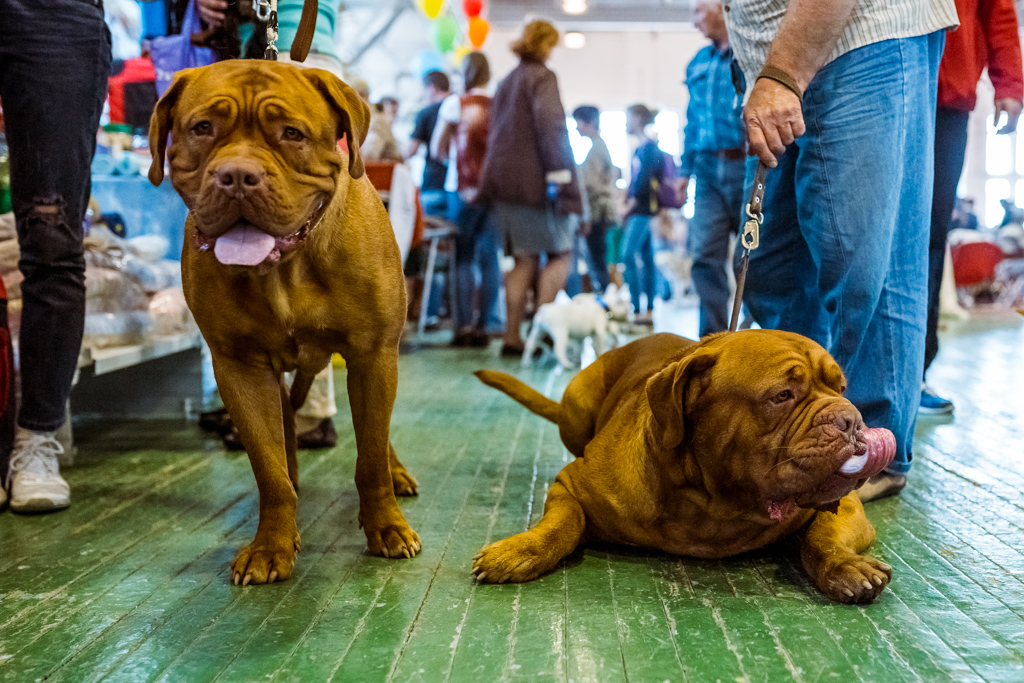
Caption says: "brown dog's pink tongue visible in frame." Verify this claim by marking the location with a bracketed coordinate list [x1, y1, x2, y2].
[840, 427, 897, 478]
[213, 225, 276, 266]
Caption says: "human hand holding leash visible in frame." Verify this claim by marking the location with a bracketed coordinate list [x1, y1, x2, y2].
[744, 76, 805, 168]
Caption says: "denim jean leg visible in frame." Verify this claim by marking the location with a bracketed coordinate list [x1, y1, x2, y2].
[0, 0, 111, 433]
[924, 107, 970, 374]
[690, 153, 745, 336]
[564, 234, 587, 297]
[419, 189, 448, 219]
[796, 33, 943, 473]
[474, 218, 501, 331]
[586, 220, 610, 292]
[621, 215, 655, 313]
[452, 195, 488, 330]
[737, 152, 826, 341]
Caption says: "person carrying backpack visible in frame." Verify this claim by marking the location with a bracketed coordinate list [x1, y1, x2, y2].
[432, 52, 501, 347]
[620, 104, 677, 325]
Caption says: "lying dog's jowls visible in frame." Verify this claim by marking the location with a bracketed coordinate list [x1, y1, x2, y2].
[474, 331, 896, 603]
[149, 60, 421, 586]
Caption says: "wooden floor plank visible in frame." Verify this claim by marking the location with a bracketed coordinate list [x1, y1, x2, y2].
[1, 318, 1022, 682]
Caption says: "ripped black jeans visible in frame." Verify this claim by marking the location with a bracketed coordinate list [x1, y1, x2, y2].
[0, 0, 111, 432]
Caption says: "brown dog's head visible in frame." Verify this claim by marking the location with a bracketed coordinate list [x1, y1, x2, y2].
[148, 60, 370, 267]
[646, 330, 894, 521]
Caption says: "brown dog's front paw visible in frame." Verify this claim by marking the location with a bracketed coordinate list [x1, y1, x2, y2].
[230, 533, 300, 586]
[472, 533, 555, 584]
[391, 467, 418, 497]
[364, 519, 421, 559]
[816, 554, 892, 604]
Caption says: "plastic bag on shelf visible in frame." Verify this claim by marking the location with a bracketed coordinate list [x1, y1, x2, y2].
[85, 266, 149, 314]
[82, 311, 152, 348]
[125, 234, 170, 262]
[148, 287, 196, 336]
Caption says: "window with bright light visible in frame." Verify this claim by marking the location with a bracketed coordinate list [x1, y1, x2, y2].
[567, 110, 683, 193]
[983, 114, 1022, 227]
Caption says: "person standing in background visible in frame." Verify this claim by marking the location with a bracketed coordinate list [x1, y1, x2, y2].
[680, 0, 747, 337]
[620, 104, 665, 325]
[479, 20, 583, 356]
[0, 0, 112, 511]
[567, 105, 616, 295]
[431, 52, 501, 347]
[921, 0, 1022, 416]
[406, 70, 451, 218]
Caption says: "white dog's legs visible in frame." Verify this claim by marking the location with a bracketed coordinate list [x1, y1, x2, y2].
[552, 329, 572, 368]
[522, 321, 543, 368]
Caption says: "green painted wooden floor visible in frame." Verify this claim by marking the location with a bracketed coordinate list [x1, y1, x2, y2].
[1, 313, 1023, 682]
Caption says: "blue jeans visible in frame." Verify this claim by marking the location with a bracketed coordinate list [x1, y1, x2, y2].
[0, 0, 110, 433]
[688, 153, 746, 336]
[621, 215, 656, 313]
[737, 33, 944, 475]
[565, 219, 611, 296]
[448, 192, 500, 331]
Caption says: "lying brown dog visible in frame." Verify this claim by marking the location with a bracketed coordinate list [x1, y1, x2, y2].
[149, 60, 420, 585]
[474, 331, 897, 603]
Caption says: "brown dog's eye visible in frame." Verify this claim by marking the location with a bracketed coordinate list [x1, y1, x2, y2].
[283, 127, 305, 142]
[192, 121, 212, 135]
[773, 390, 793, 404]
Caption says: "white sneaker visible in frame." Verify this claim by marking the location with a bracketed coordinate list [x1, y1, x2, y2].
[8, 431, 70, 512]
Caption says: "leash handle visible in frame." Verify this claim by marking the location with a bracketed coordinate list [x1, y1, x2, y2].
[290, 0, 319, 62]
[729, 161, 768, 332]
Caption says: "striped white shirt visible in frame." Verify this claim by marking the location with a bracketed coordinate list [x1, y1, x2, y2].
[723, 0, 960, 94]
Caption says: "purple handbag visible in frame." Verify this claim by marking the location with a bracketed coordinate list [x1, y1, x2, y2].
[150, 0, 216, 96]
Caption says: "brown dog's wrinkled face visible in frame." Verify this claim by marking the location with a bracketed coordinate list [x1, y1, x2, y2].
[648, 330, 892, 521]
[148, 60, 370, 266]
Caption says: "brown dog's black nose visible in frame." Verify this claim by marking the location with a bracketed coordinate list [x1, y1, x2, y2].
[214, 160, 265, 195]
[832, 413, 856, 437]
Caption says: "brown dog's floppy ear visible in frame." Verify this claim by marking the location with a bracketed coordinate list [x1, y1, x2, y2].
[301, 68, 371, 179]
[646, 349, 718, 451]
[148, 70, 195, 186]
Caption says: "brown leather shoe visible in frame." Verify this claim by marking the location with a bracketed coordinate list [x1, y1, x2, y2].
[297, 418, 338, 449]
[857, 473, 907, 503]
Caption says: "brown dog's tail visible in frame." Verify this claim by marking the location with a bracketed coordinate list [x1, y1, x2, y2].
[474, 370, 562, 424]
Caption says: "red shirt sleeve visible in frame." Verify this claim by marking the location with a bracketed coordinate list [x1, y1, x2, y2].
[981, 0, 1024, 103]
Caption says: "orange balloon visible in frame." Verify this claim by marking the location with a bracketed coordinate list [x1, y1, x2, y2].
[468, 17, 489, 48]
[420, 0, 443, 19]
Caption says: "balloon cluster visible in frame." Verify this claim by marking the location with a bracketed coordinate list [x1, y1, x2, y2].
[417, 0, 490, 68]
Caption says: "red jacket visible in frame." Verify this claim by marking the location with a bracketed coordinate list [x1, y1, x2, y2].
[937, 0, 1024, 112]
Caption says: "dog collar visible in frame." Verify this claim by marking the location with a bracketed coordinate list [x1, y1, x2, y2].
[595, 296, 611, 313]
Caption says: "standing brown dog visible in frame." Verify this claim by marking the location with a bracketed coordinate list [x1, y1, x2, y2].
[149, 60, 420, 585]
[474, 331, 897, 603]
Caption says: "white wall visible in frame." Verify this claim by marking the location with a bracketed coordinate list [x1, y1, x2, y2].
[479, 28, 708, 119]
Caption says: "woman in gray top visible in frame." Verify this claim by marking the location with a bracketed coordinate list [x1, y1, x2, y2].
[478, 19, 583, 357]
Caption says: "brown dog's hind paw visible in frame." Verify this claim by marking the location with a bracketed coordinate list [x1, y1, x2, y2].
[472, 533, 555, 584]
[230, 534, 300, 586]
[365, 522, 421, 559]
[391, 468, 419, 497]
[817, 554, 892, 604]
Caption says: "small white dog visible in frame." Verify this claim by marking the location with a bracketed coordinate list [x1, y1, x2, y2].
[522, 286, 632, 368]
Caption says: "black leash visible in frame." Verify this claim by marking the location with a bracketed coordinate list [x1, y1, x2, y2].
[729, 161, 767, 332]
[253, 0, 279, 60]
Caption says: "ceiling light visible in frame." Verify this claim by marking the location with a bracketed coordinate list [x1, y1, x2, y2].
[563, 32, 586, 49]
[562, 0, 588, 15]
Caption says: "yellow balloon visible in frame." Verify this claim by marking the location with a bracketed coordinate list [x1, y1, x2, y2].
[452, 45, 472, 65]
[419, 0, 444, 19]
